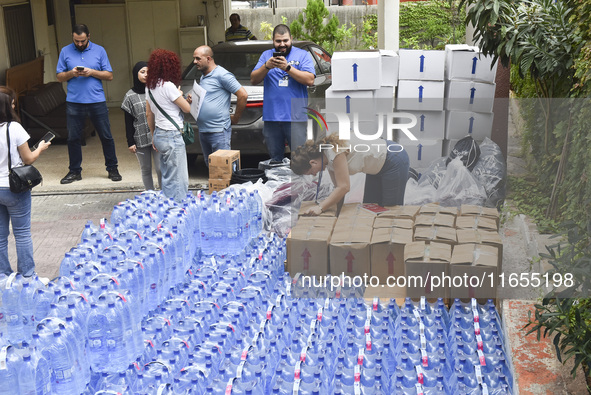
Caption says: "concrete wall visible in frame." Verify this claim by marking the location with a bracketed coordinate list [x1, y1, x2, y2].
[234, 5, 376, 49]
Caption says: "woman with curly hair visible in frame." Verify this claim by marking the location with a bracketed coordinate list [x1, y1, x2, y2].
[291, 134, 410, 215]
[146, 49, 191, 202]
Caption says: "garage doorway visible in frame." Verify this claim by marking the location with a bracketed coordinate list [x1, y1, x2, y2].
[3, 3, 36, 67]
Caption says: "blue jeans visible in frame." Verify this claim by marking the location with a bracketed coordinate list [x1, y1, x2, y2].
[199, 127, 231, 167]
[66, 102, 118, 173]
[262, 121, 307, 162]
[363, 141, 410, 206]
[153, 128, 188, 202]
[0, 188, 34, 276]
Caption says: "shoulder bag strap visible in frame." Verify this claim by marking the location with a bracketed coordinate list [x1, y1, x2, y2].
[6, 122, 11, 172]
[148, 90, 181, 132]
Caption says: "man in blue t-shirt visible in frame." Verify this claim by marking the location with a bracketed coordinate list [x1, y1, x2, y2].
[251, 24, 315, 162]
[191, 45, 248, 166]
[56, 24, 121, 184]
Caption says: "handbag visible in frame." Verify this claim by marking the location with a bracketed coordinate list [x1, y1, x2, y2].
[148, 90, 195, 145]
[6, 123, 43, 193]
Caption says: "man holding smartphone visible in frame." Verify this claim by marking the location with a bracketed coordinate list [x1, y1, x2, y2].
[56, 23, 121, 184]
[250, 24, 315, 162]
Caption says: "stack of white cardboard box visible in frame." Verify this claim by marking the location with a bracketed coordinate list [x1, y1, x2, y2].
[443, 44, 498, 156]
[397, 49, 447, 173]
[324, 46, 497, 177]
[325, 50, 399, 137]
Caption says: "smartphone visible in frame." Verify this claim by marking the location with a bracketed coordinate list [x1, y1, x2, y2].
[273, 51, 283, 57]
[32, 131, 55, 150]
[76, 66, 84, 71]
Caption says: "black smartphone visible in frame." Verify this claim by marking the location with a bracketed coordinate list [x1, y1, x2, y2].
[273, 51, 283, 57]
[76, 66, 84, 71]
[32, 131, 55, 150]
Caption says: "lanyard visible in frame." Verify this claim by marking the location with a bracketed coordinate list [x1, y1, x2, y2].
[315, 154, 323, 204]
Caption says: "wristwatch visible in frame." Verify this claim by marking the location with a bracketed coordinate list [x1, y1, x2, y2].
[285, 65, 292, 73]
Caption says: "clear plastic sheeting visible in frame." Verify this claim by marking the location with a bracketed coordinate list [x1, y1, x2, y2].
[437, 157, 487, 207]
[225, 180, 274, 231]
[404, 138, 506, 208]
[266, 172, 333, 237]
[472, 137, 507, 209]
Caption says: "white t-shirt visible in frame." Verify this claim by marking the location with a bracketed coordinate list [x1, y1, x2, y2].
[0, 122, 29, 187]
[146, 81, 183, 131]
[325, 135, 388, 175]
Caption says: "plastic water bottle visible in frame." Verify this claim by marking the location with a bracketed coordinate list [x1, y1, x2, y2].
[86, 295, 127, 373]
[44, 329, 80, 395]
[2, 273, 24, 343]
[18, 350, 51, 395]
[0, 345, 22, 395]
[19, 280, 39, 341]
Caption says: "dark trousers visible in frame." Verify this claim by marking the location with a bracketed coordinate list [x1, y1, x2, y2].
[66, 101, 118, 173]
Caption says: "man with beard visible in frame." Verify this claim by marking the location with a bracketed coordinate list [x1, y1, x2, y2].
[250, 24, 315, 162]
[56, 24, 121, 184]
[191, 45, 247, 165]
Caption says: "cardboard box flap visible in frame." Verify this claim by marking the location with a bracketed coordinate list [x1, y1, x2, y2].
[299, 201, 338, 217]
[404, 241, 451, 263]
[460, 205, 499, 219]
[456, 229, 502, 246]
[451, 244, 498, 268]
[295, 216, 337, 228]
[383, 205, 420, 219]
[330, 225, 373, 244]
[339, 203, 380, 218]
[415, 213, 456, 228]
[335, 216, 375, 229]
[291, 226, 335, 241]
[419, 203, 458, 217]
[371, 227, 414, 244]
[373, 217, 414, 229]
[414, 225, 457, 244]
[456, 215, 498, 231]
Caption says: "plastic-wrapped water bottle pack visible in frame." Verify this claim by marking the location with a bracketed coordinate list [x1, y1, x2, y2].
[0, 189, 513, 394]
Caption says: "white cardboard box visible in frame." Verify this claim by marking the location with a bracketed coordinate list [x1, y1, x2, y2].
[380, 49, 400, 87]
[446, 81, 496, 113]
[398, 110, 446, 141]
[397, 80, 445, 111]
[398, 49, 446, 81]
[445, 44, 498, 83]
[325, 87, 375, 118]
[399, 137, 443, 169]
[331, 51, 382, 91]
[445, 111, 494, 141]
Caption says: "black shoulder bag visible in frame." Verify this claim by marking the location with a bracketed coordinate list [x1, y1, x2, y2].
[6, 122, 42, 193]
[148, 90, 195, 145]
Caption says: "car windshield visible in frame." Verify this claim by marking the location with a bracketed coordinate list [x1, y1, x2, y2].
[183, 51, 263, 81]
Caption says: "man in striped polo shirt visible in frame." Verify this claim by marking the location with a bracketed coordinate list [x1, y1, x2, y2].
[225, 13, 257, 42]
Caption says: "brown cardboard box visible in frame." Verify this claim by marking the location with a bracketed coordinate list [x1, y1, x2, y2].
[404, 241, 452, 299]
[419, 203, 458, 217]
[329, 224, 373, 277]
[459, 205, 500, 226]
[298, 201, 338, 217]
[208, 150, 241, 179]
[208, 178, 231, 194]
[456, 228, 503, 270]
[371, 227, 414, 281]
[373, 217, 414, 229]
[287, 217, 337, 277]
[456, 215, 498, 231]
[383, 205, 421, 219]
[450, 243, 498, 300]
[414, 225, 457, 245]
[415, 213, 456, 228]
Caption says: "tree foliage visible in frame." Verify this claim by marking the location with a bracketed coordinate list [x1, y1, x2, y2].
[289, 0, 354, 54]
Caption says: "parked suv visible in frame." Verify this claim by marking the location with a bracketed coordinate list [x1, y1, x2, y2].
[180, 40, 332, 162]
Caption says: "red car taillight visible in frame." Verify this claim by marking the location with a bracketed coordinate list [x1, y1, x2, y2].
[246, 101, 264, 108]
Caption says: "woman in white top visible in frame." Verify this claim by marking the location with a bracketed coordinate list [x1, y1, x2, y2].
[0, 90, 50, 276]
[291, 134, 410, 215]
[145, 49, 191, 202]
